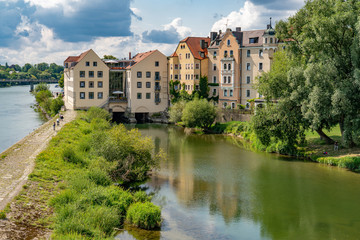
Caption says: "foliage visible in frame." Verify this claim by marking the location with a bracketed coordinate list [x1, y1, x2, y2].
[126, 202, 162, 230]
[34, 82, 50, 93]
[270, 0, 360, 147]
[0, 210, 6, 219]
[199, 75, 209, 99]
[168, 100, 186, 123]
[169, 80, 180, 103]
[33, 85, 64, 117]
[316, 156, 360, 172]
[51, 97, 64, 116]
[103, 55, 118, 60]
[0, 62, 63, 80]
[182, 98, 217, 129]
[58, 73, 64, 88]
[82, 106, 111, 123]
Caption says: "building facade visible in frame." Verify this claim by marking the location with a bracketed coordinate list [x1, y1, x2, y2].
[168, 37, 210, 93]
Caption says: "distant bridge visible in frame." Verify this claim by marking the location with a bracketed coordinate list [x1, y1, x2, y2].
[0, 79, 59, 91]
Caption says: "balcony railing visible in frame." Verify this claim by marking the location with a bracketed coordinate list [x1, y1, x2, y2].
[109, 96, 128, 103]
[155, 98, 161, 104]
[155, 85, 161, 91]
[155, 76, 161, 81]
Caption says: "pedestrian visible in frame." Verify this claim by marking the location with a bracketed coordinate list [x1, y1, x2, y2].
[53, 122, 56, 131]
[56, 118, 60, 126]
[60, 114, 64, 121]
[334, 141, 339, 151]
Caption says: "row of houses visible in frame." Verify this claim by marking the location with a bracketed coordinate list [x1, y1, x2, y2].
[63, 21, 279, 122]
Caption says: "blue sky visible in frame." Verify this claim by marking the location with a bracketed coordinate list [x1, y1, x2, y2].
[0, 0, 304, 65]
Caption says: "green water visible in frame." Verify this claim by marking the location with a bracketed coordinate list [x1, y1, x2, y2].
[0, 85, 45, 153]
[118, 124, 360, 240]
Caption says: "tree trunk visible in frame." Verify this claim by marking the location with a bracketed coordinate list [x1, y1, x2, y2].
[339, 115, 345, 144]
[316, 128, 334, 144]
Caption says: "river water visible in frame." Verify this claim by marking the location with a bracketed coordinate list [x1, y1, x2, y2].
[118, 124, 360, 240]
[0, 85, 45, 153]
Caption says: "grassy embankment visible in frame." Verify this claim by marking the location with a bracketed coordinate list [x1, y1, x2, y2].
[5, 108, 161, 239]
[214, 121, 360, 172]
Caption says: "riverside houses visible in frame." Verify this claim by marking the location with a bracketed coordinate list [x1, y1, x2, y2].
[63, 49, 169, 123]
[207, 23, 279, 109]
[168, 37, 210, 93]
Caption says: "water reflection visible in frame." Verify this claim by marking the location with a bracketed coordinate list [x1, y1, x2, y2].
[121, 124, 360, 240]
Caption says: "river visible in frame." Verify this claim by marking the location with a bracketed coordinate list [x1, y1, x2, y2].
[118, 124, 360, 240]
[0, 85, 50, 154]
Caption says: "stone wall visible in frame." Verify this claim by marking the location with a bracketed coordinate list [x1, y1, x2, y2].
[216, 109, 252, 123]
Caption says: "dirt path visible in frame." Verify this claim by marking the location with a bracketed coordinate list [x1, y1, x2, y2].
[0, 110, 76, 210]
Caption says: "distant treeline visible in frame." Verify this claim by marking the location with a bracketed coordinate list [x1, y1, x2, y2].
[0, 62, 63, 80]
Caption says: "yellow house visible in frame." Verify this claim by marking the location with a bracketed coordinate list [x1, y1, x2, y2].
[168, 37, 210, 93]
[64, 49, 109, 110]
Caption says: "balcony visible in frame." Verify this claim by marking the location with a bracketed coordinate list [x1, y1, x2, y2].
[109, 96, 128, 103]
[155, 85, 161, 91]
[155, 76, 161, 81]
[155, 98, 161, 104]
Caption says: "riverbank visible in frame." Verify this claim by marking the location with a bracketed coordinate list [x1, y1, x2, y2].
[214, 121, 360, 172]
[0, 110, 76, 239]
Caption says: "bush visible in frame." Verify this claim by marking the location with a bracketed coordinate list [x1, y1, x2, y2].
[169, 100, 186, 123]
[0, 210, 6, 219]
[87, 168, 111, 186]
[50, 97, 64, 116]
[126, 202, 162, 230]
[182, 98, 217, 129]
[133, 191, 152, 203]
[62, 148, 85, 165]
[83, 107, 111, 123]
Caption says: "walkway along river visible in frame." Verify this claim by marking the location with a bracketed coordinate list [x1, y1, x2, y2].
[118, 124, 360, 240]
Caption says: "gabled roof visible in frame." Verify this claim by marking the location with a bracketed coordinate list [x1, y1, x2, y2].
[170, 51, 178, 57]
[64, 49, 91, 64]
[126, 50, 157, 69]
[180, 37, 210, 60]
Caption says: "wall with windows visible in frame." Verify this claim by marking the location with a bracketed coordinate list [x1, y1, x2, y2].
[128, 50, 168, 114]
[64, 49, 109, 110]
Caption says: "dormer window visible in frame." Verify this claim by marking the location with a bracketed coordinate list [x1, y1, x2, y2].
[249, 37, 259, 44]
[227, 39, 230, 46]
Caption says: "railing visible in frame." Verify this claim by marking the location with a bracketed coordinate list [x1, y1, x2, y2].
[109, 97, 128, 103]
[154, 85, 161, 91]
[155, 98, 161, 104]
[155, 76, 161, 81]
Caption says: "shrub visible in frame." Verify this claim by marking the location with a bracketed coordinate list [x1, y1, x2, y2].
[50, 97, 64, 116]
[126, 202, 162, 230]
[87, 168, 111, 186]
[182, 98, 217, 129]
[169, 100, 186, 123]
[83, 107, 111, 123]
[133, 191, 151, 203]
[62, 148, 85, 165]
[0, 210, 6, 219]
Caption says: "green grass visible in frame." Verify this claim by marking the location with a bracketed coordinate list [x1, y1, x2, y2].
[0, 210, 6, 219]
[305, 125, 342, 144]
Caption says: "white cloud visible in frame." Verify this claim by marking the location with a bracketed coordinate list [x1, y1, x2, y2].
[211, 0, 296, 32]
[164, 18, 191, 39]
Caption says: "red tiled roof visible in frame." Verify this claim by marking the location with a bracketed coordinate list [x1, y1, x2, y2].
[64, 49, 91, 64]
[180, 37, 210, 60]
[126, 50, 156, 69]
[170, 51, 178, 57]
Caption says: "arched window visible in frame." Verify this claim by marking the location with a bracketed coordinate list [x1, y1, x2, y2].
[265, 38, 268, 44]
[227, 39, 230, 46]
[228, 63, 231, 70]
[246, 102, 250, 109]
[270, 38, 273, 43]
[230, 50, 233, 56]
[223, 76, 226, 83]
[232, 102, 236, 109]
[224, 64, 227, 70]
[228, 76, 231, 83]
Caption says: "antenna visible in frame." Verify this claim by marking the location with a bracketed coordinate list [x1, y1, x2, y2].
[270, 17, 272, 28]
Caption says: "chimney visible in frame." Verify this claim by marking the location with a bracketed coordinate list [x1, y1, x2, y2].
[210, 32, 218, 41]
[236, 27, 241, 32]
[129, 52, 131, 60]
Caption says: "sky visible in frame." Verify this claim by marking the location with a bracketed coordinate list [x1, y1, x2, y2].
[0, 0, 305, 65]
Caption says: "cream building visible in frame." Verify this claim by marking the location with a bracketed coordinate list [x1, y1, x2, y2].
[64, 49, 109, 110]
[168, 37, 210, 93]
[208, 23, 278, 109]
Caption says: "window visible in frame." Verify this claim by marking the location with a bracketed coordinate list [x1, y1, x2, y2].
[249, 37, 259, 44]
[230, 50, 233, 56]
[213, 89, 216, 95]
[247, 49, 251, 57]
[270, 38, 273, 44]
[195, 75, 199, 79]
[265, 38, 268, 44]
[214, 51, 217, 57]
[246, 90, 250, 97]
[137, 93, 142, 99]
[89, 92, 94, 99]
[175, 75, 178, 80]
[230, 90, 233, 97]
[98, 92, 103, 99]
[213, 76, 217, 83]
[175, 64, 178, 69]
[224, 63, 227, 70]
[89, 71, 94, 78]
[246, 76, 251, 84]
[246, 102, 250, 109]
[224, 50, 228, 57]
[170, 64, 173, 70]
[155, 72, 160, 80]
[223, 76, 226, 83]
[179, 74, 181, 80]
[224, 89, 227, 97]
[136, 71, 143, 78]
[65, 63, 68, 68]
[155, 61, 159, 67]
[89, 81, 94, 88]
[195, 85, 199, 91]
[259, 49, 263, 57]
[146, 71, 151, 78]
[146, 93, 151, 99]
[223, 102, 227, 108]
[227, 39, 230, 46]
[246, 63, 251, 71]
[146, 82, 151, 88]
[80, 92, 85, 99]
[80, 81, 85, 88]
[137, 82, 142, 88]
[232, 102, 235, 109]
[97, 71, 103, 78]
[213, 64, 217, 71]
[170, 74, 173, 80]
[259, 63, 263, 70]
[93, 62, 97, 67]
[195, 64, 200, 69]
[98, 81, 103, 88]
[228, 63, 231, 70]
[80, 71, 85, 78]
[191, 64, 193, 69]
[228, 76, 231, 83]
[85, 61, 90, 66]
[179, 64, 182, 69]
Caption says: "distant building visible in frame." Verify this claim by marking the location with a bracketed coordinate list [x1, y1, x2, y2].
[168, 37, 210, 93]
[63, 49, 169, 123]
[208, 22, 279, 109]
